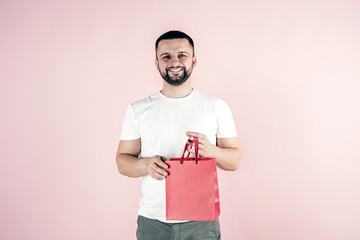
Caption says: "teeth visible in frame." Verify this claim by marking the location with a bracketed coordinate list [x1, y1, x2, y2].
[169, 68, 182, 72]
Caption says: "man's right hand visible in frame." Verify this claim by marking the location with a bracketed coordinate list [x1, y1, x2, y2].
[146, 156, 168, 180]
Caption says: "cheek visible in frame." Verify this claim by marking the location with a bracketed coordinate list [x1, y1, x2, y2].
[178, 60, 187, 66]
[160, 61, 169, 68]
[157, 62, 164, 69]
[182, 60, 193, 68]
[159, 64, 167, 72]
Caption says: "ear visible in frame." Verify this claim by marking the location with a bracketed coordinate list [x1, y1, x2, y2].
[192, 56, 197, 68]
[155, 59, 159, 70]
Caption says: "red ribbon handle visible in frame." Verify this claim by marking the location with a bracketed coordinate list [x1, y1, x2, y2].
[180, 137, 199, 164]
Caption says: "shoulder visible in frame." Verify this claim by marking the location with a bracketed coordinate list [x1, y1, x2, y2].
[128, 92, 161, 113]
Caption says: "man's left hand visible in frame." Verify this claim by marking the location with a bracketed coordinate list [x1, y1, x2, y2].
[185, 131, 217, 158]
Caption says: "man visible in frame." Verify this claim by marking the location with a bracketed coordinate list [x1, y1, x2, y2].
[116, 30, 241, 240]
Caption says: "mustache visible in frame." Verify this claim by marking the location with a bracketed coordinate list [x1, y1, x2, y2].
[166, 66, 185, 71]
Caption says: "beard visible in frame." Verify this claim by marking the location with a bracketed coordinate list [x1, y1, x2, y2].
[159, 65, 193, 86]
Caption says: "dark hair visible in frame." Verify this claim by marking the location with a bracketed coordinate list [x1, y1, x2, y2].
[155, 30, 195, 57]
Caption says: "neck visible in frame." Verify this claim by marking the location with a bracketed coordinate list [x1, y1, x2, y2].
[160, 80, 193, 98]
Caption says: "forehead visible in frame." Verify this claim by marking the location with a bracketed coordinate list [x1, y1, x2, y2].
[157, 38, 193, 55]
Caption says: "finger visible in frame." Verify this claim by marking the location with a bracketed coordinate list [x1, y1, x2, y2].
[154, 157, 168, 169]
[151, 170, 166, 180]
[151, 161, 167, 173]
[187, 133, 208, 146]
[187, 140, 204, 150]
[188, 148, 205, 158]
[187, 148, 195, 154]
[155, 163, 168, 175]
[186, 131, 204, 140]
[187, 137, 202, 145]
[198, 149, 204, 157]
[160, 156, 170, 169]
[151, 164, 167, 177]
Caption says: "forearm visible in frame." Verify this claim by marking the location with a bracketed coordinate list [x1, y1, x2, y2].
[213, 146, 241, 171]
[116, 153, 148, 178]
[185, 133, 242, 171]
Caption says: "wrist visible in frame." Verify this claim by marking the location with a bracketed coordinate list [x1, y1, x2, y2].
[210, 144, 219, 158]
[142, 157, 151, 175]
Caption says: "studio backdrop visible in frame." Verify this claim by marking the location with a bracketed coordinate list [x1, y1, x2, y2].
[1, 0, 359, 239]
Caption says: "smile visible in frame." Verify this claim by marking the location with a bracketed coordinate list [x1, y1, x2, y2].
[168, 68, 183, 72]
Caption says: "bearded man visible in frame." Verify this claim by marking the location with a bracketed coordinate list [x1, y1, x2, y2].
[116, 30, 241, 240]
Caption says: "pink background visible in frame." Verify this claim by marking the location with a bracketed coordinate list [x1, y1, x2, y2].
[1, 0, 360, 239]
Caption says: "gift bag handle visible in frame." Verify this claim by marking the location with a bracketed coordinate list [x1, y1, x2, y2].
[180, 137, 199, 164]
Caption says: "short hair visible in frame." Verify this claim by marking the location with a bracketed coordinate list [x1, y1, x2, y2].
[155, 30, 195, 57]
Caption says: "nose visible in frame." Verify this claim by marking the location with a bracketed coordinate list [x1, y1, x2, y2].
[169, 57, 181, 67]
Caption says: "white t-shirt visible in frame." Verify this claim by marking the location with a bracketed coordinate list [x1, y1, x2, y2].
[120, 89, 238, 222]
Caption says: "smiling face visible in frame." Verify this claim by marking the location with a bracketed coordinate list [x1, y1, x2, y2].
[155, 38, 197, 86]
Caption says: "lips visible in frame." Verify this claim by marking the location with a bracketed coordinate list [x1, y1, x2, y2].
[167, 67, 184, 73]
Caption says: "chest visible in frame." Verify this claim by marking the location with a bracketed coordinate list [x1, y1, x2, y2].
[138, 102, 218, 142]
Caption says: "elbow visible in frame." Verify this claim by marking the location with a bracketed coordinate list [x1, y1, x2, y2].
[225, 149, 242, 171]
[227, 158, 241, 171]
[117, 166, 126, 176]
[233, 150, 242, 170]
[232, 157, 241, 171]
[215, 147, 242, 171]
[217, 157, 241, 171]
[116, 153, 143, 178]
[116, 154, 127, 176]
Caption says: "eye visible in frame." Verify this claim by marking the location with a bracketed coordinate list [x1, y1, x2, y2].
[162, 55, 170, 59]
[179, 54, 187, 58]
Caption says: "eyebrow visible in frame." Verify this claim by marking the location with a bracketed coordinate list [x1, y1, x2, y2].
[160, 51, 190, 57]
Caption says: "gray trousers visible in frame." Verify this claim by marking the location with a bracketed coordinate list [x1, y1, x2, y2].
[136, 215, 221, 240]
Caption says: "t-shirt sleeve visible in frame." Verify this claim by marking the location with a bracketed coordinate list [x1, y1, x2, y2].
[120, 104, 141, 140]
[216, 100, 238, 138]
